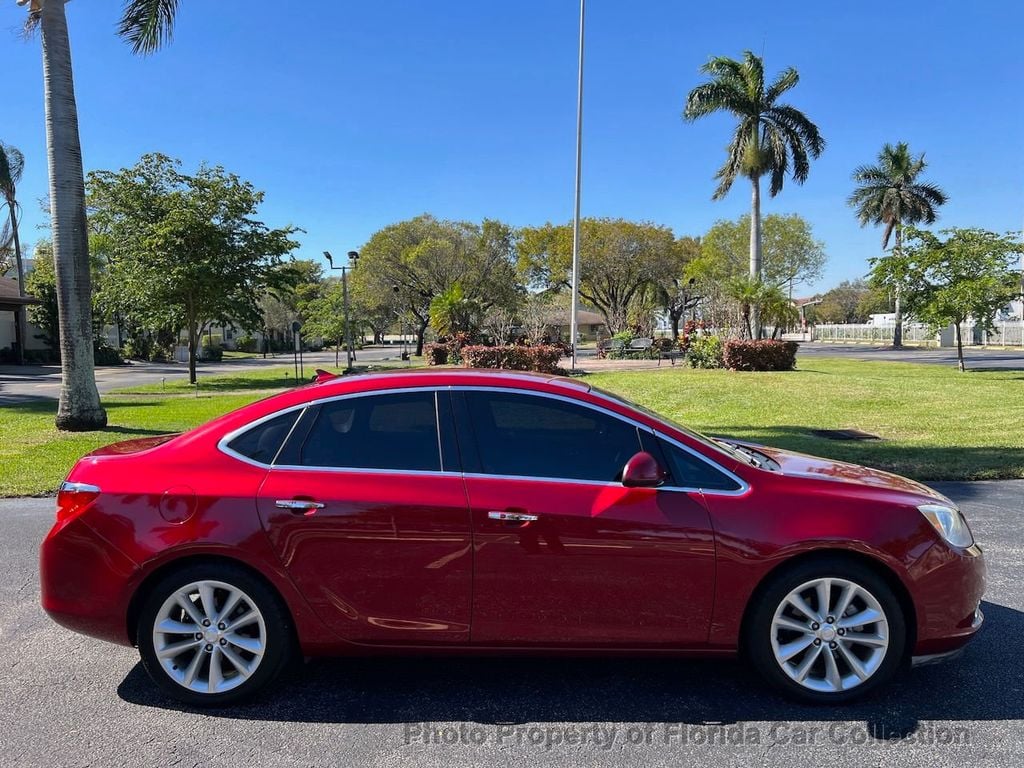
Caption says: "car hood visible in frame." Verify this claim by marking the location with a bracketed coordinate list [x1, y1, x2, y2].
[726, 439, 953, 505]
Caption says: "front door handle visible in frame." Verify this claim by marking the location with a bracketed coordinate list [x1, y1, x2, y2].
[275, 499, 325, 514]
[488, 510, 538, 523]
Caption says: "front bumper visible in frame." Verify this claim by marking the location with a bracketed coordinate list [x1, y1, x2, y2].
[40, 516, 138, 646]
[912, 606, 984, 666]
[910, 541, 985, 656]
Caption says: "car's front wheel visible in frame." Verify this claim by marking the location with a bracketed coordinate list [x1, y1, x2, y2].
[137, 562, 293, 706]
[747, 559, 907, 703]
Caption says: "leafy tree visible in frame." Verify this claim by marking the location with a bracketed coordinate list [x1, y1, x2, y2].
[0, 141, 27, 362]
[300, 280, 349, 367]
[18, 0, 185, 428]
[684, 51, 824, 336]
[814, 279, 889, 323]
[429, 282, 482, 338]
[848, 142, 948, 347]
[657, 236, 702, 339]
[353, 214, 519, 355]
[88, 154, 300, 383]
[24, 240, 58, 350]
[517, 218, 677, 334]
[872, 228, 1023, 371]
[258, 259, 324, 351]
[696, 214, 827, 289]
[519, 292, 562, 345]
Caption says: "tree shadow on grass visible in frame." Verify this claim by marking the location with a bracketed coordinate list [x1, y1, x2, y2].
[117, 601, 1019, 736]
[708, 425, 1024, 482]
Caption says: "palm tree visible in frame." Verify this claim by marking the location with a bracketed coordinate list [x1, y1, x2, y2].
[848, 142, 948, 347]
[684, 51, 824, 338]
[0, 142, 28, 364]
[19, 0, 181, 429]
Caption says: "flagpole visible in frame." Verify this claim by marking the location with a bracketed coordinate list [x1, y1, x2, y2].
[570, 0, 585, 371]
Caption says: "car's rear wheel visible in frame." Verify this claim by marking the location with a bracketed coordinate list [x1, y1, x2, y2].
[137, 562, 293, 706]
[746, 559, 906, 703]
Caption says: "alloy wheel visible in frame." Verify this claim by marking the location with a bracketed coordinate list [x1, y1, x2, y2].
[769, 577, 889, 693]
[151, 579, 267, 695]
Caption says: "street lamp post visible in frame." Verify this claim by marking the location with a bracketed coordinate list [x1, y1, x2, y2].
[324, 249, 359, 372]
[569, 0, 586, 371]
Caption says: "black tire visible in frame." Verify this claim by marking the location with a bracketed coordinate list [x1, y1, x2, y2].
[137, 562, 294, 707]
[745, 558, 907, 704]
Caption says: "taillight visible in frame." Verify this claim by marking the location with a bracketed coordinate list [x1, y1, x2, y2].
[56, 481, 101, 523]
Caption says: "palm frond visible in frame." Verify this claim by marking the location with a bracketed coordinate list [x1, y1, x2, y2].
[118, 0, 180, 55]
[766, 105, 825, 157]
[764, 67, 799, 103]
[0, 142, 26, 198]
[683, 81, 749, 120]
[711, 121, 750, 199]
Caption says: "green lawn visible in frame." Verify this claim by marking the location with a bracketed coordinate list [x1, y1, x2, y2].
[587, 359, 1024, 482]
[112, 367, 302, 394]
[1, 358, 1021, 497]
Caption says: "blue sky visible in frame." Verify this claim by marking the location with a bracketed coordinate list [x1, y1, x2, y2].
[2, 1, 1022, 293]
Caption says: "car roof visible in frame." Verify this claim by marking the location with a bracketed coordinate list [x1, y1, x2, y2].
[308, 368, 592, 397]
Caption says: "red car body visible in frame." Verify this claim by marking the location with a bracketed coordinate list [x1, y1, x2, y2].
[41, 370, 985, 670]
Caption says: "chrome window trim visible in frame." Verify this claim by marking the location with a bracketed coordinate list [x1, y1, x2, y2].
[217, 405, 309, 470]
[216, 388, 449, 472]
[653, 431, 751, 497]
[214, 383, 750, 496]
[452, 386, 749, 496]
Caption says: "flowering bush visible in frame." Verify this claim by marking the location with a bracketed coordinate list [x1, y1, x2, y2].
[686, 335, 724, 369]
[723, 339, 798, 371]
[460, 344, 563, 373]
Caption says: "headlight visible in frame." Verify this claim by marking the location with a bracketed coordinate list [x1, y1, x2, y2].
[918, 504, 974, 548]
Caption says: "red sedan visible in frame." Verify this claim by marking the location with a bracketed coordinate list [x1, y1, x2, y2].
[41, 369, 984, 706]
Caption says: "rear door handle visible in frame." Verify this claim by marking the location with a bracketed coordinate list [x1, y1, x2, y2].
[488, 510, 538, 522]
[275, 499, 325, 514]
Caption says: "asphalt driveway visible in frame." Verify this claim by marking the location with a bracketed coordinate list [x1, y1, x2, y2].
[0, 481, 1021, 767]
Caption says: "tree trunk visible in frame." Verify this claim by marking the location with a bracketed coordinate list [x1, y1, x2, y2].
[40, 2, 106, 430]
[892, 225, 904, 349]
[955, 321, 965, 372]
[749, 175, 763, 340]
[187, 318, 199, 385]
[415, 317, 429, 357]
[7, 205, 27, 365]
[669, 308, 683, 341]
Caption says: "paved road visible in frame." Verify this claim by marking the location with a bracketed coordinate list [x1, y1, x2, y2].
[1, 481, 1021, 767]
[0, 346, 410, 404]
[796, 343, 1024, 370]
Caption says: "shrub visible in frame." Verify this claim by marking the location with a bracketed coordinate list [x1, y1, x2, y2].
[723, 339, 798, 371]
[201, 344, 223, 362]
[686, 335, 724, 369]
[121, 338, 149, 360]
[424, 342, 449, 366]
[460, 344, 563, 374]
[93, 341, 125, 366]
[236, 335, 258, 353]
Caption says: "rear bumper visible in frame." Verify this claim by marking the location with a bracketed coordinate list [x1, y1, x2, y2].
[40, 516, 138, 646]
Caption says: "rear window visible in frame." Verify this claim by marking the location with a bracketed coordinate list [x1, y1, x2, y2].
[226, 410, 301, 465]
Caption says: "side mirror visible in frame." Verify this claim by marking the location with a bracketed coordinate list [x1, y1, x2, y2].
[621, 451, 666, 488]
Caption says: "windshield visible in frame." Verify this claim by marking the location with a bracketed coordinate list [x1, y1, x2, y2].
[588, 384, 754, 467]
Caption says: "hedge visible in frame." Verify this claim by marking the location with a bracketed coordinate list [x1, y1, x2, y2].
[424, 342, 450, 366]
[460, 344, 563, 373]
[723, 339, 798, 371]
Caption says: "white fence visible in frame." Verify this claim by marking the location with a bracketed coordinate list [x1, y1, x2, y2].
[814, 323, 936, 344]
[814, 321, 1024, 347]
